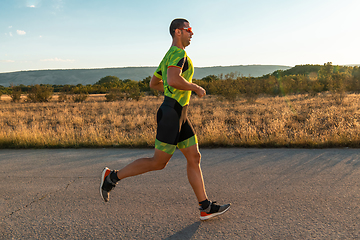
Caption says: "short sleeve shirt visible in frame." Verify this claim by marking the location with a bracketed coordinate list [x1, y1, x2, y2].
[154, 46, 194, 106]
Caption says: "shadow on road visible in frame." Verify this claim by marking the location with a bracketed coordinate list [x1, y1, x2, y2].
[164, 221, 201, 240]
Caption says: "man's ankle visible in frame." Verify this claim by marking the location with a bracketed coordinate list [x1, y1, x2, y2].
[110, 171, 120, 183]
[199, 199, 210, 209]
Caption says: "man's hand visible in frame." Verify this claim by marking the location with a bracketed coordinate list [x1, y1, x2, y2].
[194, 85, 206, 98]
[150, 75, 164, 92]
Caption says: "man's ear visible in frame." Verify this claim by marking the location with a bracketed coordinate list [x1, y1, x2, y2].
[174, 28, 181, 36]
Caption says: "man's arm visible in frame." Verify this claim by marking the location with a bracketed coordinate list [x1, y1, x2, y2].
[149, 75, 164, 92]
[167, 67, 206, 98]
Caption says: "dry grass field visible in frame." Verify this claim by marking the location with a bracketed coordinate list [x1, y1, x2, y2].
[1, 93, 360, 148]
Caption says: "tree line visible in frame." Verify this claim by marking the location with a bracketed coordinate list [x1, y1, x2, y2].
[193, 62, 360, 103]
[1, 63, 359, 103]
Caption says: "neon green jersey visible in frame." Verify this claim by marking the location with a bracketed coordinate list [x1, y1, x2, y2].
[154, 46, 194, 106]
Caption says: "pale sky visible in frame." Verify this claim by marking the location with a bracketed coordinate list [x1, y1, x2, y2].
[1, 0, 359, 73]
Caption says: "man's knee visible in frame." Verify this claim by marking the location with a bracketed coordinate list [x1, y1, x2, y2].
[188, 151, 201, 165]
[151, 153, 171, 170]
[153, 160, 168, 170]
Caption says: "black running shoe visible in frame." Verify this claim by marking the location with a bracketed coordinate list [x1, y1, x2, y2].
[100, 167, 117, 202]
[199, 201, 231, 220]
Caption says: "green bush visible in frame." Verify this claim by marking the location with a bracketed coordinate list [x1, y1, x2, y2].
[10, 86, 22, 102]
[105, 89, 125, 102]
[330, 72, 347, 104]
[123, 81, 144, 101]
[58, 93, 68, 102]
[95, 76, 122, 89]
[243, 77, 261, 103]
[27, 85, 53, 102]
[70, 84, 89, 103]
[72, 93, 88, 102]
[149, 88, 161, 97]
[213, 79, 240, 101]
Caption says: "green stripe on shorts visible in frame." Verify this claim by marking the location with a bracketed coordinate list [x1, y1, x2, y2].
[155, 139, 176, 155]
[177, 135, 198, 149]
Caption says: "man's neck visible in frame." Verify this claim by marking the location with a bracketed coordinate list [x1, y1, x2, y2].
[171, 39, 185, 50]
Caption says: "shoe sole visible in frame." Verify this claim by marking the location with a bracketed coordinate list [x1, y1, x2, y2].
[100, 167, 110, 202]
[200, 205, 231, 221]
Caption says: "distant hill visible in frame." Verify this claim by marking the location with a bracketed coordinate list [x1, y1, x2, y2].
[0, 65, 291, 87]
[269, 64, 360, 78]
[275, 64, 322, 76]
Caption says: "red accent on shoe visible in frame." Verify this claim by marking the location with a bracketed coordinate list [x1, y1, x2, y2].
[104, 169, 111, 179]
[201, 212, 210, 217]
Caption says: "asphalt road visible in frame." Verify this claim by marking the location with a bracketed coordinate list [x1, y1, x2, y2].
[1, 148, 360, 239]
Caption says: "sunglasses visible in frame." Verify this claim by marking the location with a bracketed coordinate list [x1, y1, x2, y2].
[178, 27, 193, 33]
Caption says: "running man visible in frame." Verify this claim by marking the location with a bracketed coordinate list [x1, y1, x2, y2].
[100, 18, 230, 220]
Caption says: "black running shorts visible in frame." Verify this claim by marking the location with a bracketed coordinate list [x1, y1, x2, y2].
[155, 96, 198, 155]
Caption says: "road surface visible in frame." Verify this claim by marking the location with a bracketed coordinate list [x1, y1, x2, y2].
[1, 148, 360, 239]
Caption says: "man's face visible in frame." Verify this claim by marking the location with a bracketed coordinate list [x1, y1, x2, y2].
[180, 22, 193, 47]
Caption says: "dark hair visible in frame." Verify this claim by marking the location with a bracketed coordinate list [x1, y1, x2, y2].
[169, 18, 189, 37]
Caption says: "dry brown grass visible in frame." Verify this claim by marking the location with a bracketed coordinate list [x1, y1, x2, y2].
[1, 93, 360, 148]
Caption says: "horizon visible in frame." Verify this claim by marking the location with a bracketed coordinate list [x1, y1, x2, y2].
[0, 63, 294, 74]
[1, 0, 359, 73]
[2, 63, 360, 75]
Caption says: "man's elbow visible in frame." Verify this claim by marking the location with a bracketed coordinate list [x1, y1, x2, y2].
[149, 81, 155, 89]
[149, 76, 159, 89]
[167, 78, 177, 88]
